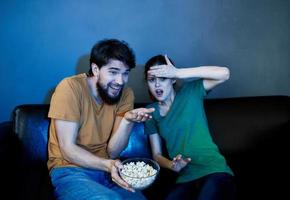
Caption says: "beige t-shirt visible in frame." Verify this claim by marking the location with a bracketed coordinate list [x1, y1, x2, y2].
[47, 73, 134, 171]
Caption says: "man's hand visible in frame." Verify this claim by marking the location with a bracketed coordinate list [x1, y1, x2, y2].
[171, 154, 191, 172]
[110, 160, 135, 192]
[124, 107, 155, 123]
[147, 55, 178, 78]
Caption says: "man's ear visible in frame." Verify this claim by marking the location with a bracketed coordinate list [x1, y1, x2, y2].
[91, 63, 99, 77]
[172, 79, 176, 84]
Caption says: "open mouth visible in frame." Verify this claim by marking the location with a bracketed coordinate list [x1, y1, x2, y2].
[155, 89, 163, 97]
[109, 85, 122, 96]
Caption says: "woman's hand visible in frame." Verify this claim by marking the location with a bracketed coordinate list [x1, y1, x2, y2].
[124, 107, 155, 123]
[110, 160, 135, 192]
[147, 55, 178, 78]
[171, 154, 191, 172]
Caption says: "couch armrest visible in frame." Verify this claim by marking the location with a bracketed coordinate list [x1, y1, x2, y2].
[0, 121, 18, 164]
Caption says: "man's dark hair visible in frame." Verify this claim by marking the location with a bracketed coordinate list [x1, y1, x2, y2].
[88, 39, 136, 76]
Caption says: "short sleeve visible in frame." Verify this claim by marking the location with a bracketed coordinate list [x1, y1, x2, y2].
[144, 118, 159, 135]
[116, 87, 134, 116]
[48, 78, 81, 122]
[144, 104, 159, 135]
[182, 79, 207, 99]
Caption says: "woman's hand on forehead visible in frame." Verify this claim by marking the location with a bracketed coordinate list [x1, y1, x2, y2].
[148, 55, 177, 78]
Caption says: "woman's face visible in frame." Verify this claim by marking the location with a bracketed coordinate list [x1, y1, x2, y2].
[147, 75, 175, 102]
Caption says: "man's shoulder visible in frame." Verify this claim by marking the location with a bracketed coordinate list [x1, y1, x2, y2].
[56, 73, 86, 89]
[62, 73, 86, 83]
[121, 86, 134, 100]
[123, 86, 133, 94]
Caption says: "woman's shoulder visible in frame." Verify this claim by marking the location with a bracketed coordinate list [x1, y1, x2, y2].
[145, 102, 158, 109]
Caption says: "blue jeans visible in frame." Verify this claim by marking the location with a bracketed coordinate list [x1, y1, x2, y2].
[165, 172, 236, 200]
[50, 167, 146, 200]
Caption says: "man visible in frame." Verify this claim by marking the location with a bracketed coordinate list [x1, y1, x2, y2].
[47, 39, 154, 200]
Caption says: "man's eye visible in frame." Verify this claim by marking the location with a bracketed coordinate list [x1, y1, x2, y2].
[109, 71, 118, 75]
[160, 77, 166, 81]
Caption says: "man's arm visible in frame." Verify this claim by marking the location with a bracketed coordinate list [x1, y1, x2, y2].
[54, 119, 133, 191]
[107, 107, 155, 158]
[55, 119, 113, 171]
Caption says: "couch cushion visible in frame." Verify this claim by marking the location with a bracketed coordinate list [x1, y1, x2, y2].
[120, 122, 151, 159]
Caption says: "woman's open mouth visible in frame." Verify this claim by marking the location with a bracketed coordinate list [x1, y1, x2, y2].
[155, 89, 163, 97]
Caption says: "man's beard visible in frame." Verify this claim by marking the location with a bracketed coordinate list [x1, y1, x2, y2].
[97, 82, 123, 105]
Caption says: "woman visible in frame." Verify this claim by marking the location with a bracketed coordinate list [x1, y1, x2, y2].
[144, 55, 236, 200]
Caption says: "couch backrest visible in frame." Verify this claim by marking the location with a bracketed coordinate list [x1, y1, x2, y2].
[204, 96, 289, 156]
[12, 96, 289, 167]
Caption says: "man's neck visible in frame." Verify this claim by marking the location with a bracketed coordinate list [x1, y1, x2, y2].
[87, 77, 103, 105]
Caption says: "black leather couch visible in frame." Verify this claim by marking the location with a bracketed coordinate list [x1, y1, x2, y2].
[0, 96, 289, 200]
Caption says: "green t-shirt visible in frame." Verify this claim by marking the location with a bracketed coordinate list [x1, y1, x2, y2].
[145, 79, 233, 183]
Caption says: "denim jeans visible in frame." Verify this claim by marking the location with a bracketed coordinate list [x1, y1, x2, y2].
[50, 167, 146, 200]
[165, 172, 236, 200]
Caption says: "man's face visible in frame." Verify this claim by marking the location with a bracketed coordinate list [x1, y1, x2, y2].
[97, 59, 130, 104]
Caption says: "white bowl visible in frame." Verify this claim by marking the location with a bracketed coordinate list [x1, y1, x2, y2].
[119, 158, 160, 190]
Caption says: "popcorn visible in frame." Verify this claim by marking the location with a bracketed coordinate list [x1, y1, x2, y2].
[120, 161, 158, 189]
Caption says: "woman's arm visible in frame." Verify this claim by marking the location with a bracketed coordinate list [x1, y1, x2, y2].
[148, 55, 230, 91]
[149, 134, 191, 172]
[149, 133, 173, 170]
[176, 66, 230, 91]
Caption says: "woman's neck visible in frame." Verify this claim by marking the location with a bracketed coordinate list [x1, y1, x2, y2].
[158, 89, 176, 117]
[160, 89, 175, 106]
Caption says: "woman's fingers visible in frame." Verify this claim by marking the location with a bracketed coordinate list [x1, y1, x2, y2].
[164, 54, 173, 66]
[149, 65, 167, 70]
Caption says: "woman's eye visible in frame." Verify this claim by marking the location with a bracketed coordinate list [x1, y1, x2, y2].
[148, 78, 154, 83]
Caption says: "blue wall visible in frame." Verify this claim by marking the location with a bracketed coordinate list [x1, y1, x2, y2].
[1, 0, 289, 122]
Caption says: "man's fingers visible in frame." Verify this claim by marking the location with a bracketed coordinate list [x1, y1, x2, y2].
[112, 176, 135, 192]
[112, 175, 128, 188]
[111, 164, 135, 192]
[134, 107, 155, 114]
[142, 107, 155, 114]
[114, 160, 123, 169]
[127, 108, 155, 122]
